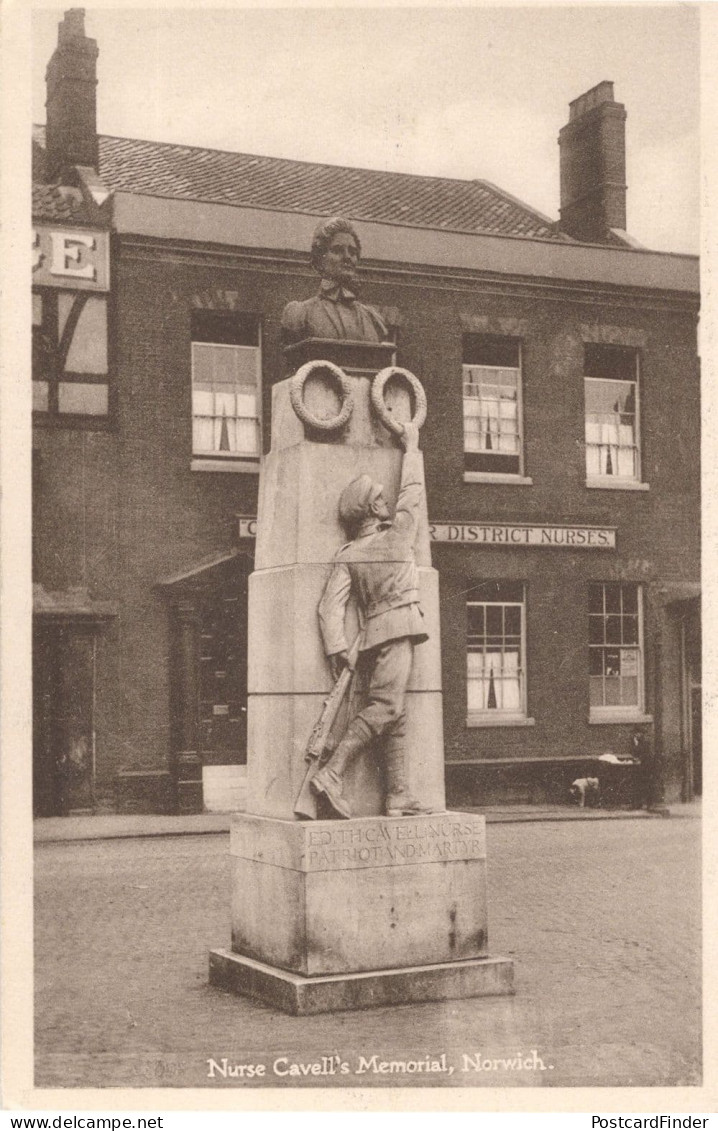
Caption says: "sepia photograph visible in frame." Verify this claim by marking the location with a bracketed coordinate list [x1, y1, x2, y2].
[5, 0, 707, 1108]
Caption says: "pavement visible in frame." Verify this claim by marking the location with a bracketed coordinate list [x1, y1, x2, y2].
[32, 799, 700, 842]
[33, 811, 702, 1091]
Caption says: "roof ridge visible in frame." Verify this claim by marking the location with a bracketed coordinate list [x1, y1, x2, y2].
[94, 130, 548, 218]
[474, 177, 560, 231]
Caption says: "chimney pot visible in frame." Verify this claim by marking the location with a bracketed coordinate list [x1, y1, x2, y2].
[58, 9, 87, 43]
[568, 81, 615, 122]
[44, 8, 99, 180]
[559, 81, 627, 242]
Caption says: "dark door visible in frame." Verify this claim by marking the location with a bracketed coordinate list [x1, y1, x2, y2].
[33, 624, 60, 817]
[33, 622, 95, 816]
[681, 603, 701, 800]
[690, 687, 702, 796]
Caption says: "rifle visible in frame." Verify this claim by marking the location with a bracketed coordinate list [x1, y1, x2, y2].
[293, 633, 362, 820]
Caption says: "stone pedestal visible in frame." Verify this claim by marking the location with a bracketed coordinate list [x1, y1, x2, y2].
[209, 338, 514, 1013]
[209, 811, 514, 1013]
[247, 354, 443, 821]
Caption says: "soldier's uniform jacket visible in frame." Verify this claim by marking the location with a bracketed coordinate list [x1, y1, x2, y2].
[318, 449, 429, 655]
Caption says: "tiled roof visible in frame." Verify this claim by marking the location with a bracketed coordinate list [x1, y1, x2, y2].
[32, 183, 93, 223]
[33, 126, 567, 241]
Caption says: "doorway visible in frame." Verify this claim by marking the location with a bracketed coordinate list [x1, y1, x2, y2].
[33, 622, 96, 816]
[197, 589, 248, 767]
[163, 552, 250, 813]
[680, 600, 701, 800]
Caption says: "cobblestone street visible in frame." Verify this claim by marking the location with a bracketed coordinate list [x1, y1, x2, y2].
[34, 815, 701, 1091]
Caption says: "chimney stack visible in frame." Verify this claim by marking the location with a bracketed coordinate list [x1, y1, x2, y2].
[558, 81, 627, 242]
[45, 9, 99, 180]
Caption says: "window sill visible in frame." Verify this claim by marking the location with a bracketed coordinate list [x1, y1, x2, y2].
[447, 754, 598, 766]
[585, 478, 649, 492]
[466, 715, 535, 729]
[33, 413, 113, 431]
[191, 459, 260, 474]
[588, 712, 653, 725]
[463, 472, 533, 486]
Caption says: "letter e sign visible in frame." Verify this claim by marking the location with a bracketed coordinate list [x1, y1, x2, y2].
[51, 233, 97, 280]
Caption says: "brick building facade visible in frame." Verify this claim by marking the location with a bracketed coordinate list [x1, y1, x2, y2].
[32, 11, 700, 816]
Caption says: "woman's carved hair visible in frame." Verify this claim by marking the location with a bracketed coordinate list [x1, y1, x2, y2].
[310, 216, 361, 274]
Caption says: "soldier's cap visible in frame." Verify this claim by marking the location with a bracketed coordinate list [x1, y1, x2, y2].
[338, 474, 383, 526]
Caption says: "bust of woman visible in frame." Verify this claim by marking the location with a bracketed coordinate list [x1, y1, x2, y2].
[281, 216, 389, 345]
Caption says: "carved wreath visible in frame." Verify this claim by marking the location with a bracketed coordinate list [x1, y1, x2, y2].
[289, 360, 355, 433]
[370, 367, 428, 435]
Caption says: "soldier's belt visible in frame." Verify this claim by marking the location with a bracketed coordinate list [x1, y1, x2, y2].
[365, 590, 421, 619]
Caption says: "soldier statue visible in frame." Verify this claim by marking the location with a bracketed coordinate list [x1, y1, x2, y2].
[311, 419, 432, 819]
[281, 216, 389, 344]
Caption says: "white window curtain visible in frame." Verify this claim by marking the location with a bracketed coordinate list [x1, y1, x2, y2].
[463, 367, 519, 455]
[585, 420, 637, 477]
[192, 344, 260, 458]
[498, 397, 518, 453]
[585, 378, 637, 478]
[467, 649, 521, 711]
[480, 397, 500, 451]
[463, 394, 482, 452]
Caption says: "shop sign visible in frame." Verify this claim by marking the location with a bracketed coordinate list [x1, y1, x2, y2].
[239, 515, 615, 549]
[33, 226, 110, 292]
[238, 517, 258, 539]
[430, 522, 615, 548]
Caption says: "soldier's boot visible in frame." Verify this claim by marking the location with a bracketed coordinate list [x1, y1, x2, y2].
[385, 740, 433, 817]
[310, 718, 372, 819]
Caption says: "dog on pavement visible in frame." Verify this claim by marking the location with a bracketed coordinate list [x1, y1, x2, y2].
[569, 777, 600, 808]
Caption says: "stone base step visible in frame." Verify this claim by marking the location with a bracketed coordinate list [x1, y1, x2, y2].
[209, 948, 514, 1015]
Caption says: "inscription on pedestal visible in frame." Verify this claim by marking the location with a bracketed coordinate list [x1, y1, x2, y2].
[303, 816, 485, 871]
[230, 812, 486, 874]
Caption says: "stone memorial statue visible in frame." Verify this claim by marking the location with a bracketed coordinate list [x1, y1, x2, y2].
[281, 216, 389, 344]
[311, 419, 432, 819]
[210, 216, 513, 1014]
